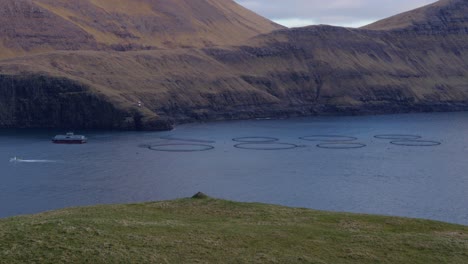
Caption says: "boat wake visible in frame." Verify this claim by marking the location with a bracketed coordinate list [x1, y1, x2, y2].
[9, 157, 58, 163]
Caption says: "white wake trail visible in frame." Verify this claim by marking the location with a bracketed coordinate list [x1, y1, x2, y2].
[10, 158, 58, 163]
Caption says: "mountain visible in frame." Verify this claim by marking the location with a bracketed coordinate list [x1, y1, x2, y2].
[0, 0, 468, 130]
[0, 0, 283, 59]
[363, 0, 468, 31]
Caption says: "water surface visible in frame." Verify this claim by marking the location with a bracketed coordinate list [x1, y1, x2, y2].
[1, 112, 467, 225]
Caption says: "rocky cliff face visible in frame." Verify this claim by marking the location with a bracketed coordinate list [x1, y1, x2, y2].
[0, 74, 127, 129]
[0, 0, 467, 130]
[0, 74, 173, 130]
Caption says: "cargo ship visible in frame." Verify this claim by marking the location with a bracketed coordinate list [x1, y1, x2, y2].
[52, 132, 87, 144]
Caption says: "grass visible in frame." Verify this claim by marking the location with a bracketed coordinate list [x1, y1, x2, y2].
[0, 197, 467, 263]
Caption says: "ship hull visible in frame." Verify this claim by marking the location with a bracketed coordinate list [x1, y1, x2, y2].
[52, 140, 87, 144]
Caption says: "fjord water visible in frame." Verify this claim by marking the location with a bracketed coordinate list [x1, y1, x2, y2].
[1, 112, 468, 225]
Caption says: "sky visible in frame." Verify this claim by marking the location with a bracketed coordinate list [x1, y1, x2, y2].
[235, 0, 437, 28]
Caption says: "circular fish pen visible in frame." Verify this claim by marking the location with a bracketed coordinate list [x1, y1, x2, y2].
[159, 136, 216, 143]
[390, 140, 441, 147]
[234, 143, 299, 150]
[232, 137, 279, 143]
[316, 142, 367, 149]
[299, 135, 358, 142]
[148, 143, 215, 152]
[374, 134, 422, 140]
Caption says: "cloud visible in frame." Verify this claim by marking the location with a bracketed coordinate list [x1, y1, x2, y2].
[273, 18, 318, 28]
[236, 0, 437, 28]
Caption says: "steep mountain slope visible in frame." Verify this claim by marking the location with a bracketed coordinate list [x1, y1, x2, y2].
[0, 0, 468, 130]
[363, 0, 468, 31]
[0, 0, 283, 59]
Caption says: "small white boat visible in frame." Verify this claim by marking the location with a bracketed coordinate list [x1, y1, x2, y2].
[52, 132, 87, 144]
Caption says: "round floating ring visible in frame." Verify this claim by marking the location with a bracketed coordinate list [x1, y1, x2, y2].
[148, 143, 214, 152]
[299, 135, 358, 142]
[160, 136, 215, 143]
[232, 137, 279, 143]
[234, 142, 299, 150]
[317, 142, 367, 149]
[390, 140, 441, 147]
[374, 134, 422, 140]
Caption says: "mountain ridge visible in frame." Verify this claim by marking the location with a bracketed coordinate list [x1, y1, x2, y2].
[0, 0, 283, 59]
[1, 0, 468, 130]
[363, 0, 468, 31]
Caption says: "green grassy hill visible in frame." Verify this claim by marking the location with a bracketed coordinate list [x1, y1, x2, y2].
[1, 197, 467, 263]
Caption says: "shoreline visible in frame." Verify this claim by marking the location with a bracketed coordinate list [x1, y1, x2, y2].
[1, 108, 467, 133]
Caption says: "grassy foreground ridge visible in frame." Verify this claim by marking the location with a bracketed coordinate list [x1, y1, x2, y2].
[1, 197, 467, 263]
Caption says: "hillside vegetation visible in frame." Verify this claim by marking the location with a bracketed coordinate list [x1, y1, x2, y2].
[0, 0, 282, 58]
[1, 0, 468, 130]
[1, 197, 467, 263]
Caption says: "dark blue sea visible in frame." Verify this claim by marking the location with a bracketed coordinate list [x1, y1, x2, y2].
[1, 112, 468, 225]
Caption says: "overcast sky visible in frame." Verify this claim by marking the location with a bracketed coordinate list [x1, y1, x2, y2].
[236, 0, 437, 28]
